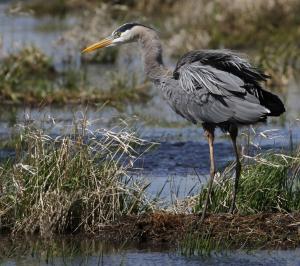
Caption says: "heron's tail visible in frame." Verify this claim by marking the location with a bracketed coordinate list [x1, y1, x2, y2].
[260, 89, 285, 116]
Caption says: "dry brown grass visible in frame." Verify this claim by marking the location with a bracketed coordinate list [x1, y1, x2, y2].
[0, 117, 154, 236]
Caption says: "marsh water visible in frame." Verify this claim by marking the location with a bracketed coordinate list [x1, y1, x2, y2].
[1, 3, 300, 265]
[1, 236, 300, 266]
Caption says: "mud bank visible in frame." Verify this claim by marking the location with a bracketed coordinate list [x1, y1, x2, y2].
[101, 212, 300, 249]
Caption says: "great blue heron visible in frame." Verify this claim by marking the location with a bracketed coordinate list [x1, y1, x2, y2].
[82, 22, 285, 222]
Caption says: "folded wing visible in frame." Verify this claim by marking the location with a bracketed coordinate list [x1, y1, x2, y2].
[163, 50, 281, 125]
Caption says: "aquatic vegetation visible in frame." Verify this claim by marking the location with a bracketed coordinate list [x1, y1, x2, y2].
[0, 46, 55, 100]
[0, 46, 151, 106]
[9, 0, 93, 17]
[96, 211, 300, 250]
[0, 46, 72, 103]
[8, 0, 300, 88]
[0, 118, 299, 249]
[0, 119, 153, 236]
[180, 228, 230, 256]
[179, 212, 300, 255]
[195, 151, 300, 214]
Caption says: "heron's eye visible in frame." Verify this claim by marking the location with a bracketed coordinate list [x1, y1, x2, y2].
[114, 31, 121, 38]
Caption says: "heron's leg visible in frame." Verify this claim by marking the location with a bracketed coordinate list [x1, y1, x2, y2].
[229, 125, 241, 214]
[200, 124, 215, 223]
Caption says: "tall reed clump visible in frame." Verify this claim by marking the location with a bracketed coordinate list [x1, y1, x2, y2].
[195, 151, 300, 214]
[0, 120, 153, 236]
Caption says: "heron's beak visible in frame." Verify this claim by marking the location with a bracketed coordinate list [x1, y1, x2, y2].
[81, 37, 113, 53]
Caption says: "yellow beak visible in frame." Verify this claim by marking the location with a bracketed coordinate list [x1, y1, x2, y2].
[81, 38, 113, 53]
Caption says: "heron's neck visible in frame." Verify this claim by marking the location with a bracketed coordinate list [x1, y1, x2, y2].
[138, 29, 167, 82]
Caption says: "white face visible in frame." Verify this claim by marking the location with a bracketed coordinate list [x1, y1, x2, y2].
[81, 24, 146, 54]
[111, 29, 135, 46]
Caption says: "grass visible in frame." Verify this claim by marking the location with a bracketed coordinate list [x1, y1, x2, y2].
[180, 229, 234, 257]
[0, 118, 154, 236]
[0, 46, 151, 106]
[178, 212, 300, 255]
[194, 151, 300, 214]
[178, 146, 300, 255]
[176, 149, 300, 254]
[0, 118, 300, 251]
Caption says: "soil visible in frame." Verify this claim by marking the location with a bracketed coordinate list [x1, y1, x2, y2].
[101, 212, 300, 249]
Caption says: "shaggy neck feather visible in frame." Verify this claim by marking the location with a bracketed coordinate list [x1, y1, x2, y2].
[137, 28, 168, 82]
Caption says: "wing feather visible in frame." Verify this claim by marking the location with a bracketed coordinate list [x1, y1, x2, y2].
[163, 50, 273, 125]
[174, 49, 269, 83]
[179, 63, 248, 96]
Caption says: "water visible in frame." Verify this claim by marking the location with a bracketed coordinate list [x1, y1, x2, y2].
[0, 1, 300, 264]
[0, 237, 300, 265]
[3, 250, 300, 265]
[0, 3, 77, 68]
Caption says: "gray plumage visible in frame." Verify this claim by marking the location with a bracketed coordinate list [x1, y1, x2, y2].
[118, 24, 285, 129]
[161, 64, 271, 126]
[85, 22, 286, 220]
[129, 23, 285, 218]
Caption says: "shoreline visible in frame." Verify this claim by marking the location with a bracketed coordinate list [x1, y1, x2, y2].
[1, 212, 299, 251]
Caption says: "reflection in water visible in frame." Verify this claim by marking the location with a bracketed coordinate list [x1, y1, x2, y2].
[0, 236, 299, 266]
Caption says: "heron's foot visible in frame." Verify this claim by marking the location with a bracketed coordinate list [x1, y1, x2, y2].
[228, 203, 236, 214]
[199, 213, 206, 225]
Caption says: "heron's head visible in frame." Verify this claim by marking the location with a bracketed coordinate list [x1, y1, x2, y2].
[82, 22, 153, 53]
